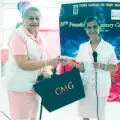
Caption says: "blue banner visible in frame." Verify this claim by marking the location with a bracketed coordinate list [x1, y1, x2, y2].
[59, 2, 120, 60]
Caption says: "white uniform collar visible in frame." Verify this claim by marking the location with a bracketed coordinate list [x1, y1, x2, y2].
[88, 37, 104, 52]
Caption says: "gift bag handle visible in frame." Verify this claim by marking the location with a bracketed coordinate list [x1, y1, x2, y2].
[63, 65, 66, 72]
[52, 67, 57, 75]
[52, 65, 67, 76]
[39, 101, 43, 120]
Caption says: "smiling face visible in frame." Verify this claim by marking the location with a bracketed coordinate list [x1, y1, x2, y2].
[85, 20, 101, 38]
[84, 16, 102, 40]
[22, 7, 40, 33]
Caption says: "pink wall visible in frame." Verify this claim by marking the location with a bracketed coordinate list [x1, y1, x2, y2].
[1, 49, 9, 63]
[39, 29, 60, 59]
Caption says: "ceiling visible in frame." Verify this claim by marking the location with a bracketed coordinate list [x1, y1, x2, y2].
[3, 0, 119, 5]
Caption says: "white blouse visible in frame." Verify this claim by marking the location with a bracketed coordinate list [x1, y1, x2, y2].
[76, 39, 118, 97]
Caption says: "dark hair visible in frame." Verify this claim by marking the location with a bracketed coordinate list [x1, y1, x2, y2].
[84, 16, 101, 28]
[22, 6, 40, 18]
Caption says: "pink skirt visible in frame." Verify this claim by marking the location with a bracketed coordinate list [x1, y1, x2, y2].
[8, 91, 40, 120]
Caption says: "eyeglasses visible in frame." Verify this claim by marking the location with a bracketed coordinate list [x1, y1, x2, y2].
[28, 17, 40, 21]
[86, 25, 98, 30]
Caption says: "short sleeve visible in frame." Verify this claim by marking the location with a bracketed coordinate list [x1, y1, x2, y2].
[76, 45, 83, 62]
[108, 48, 118, 65]
[9, 31, 27, 56]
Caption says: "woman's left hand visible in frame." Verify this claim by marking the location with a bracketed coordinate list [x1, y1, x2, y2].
[93, 62, 106, 70]
[93, 62, 100, 69]
[42, 71, 51, 79]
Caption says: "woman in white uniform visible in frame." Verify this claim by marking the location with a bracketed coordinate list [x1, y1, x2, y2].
[76, 16, 118, 120]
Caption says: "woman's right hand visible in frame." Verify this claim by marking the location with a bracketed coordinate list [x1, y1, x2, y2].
[49, 57, 68, 67]
[50, 58, 60, 67]
[75, 62, 85, 72]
